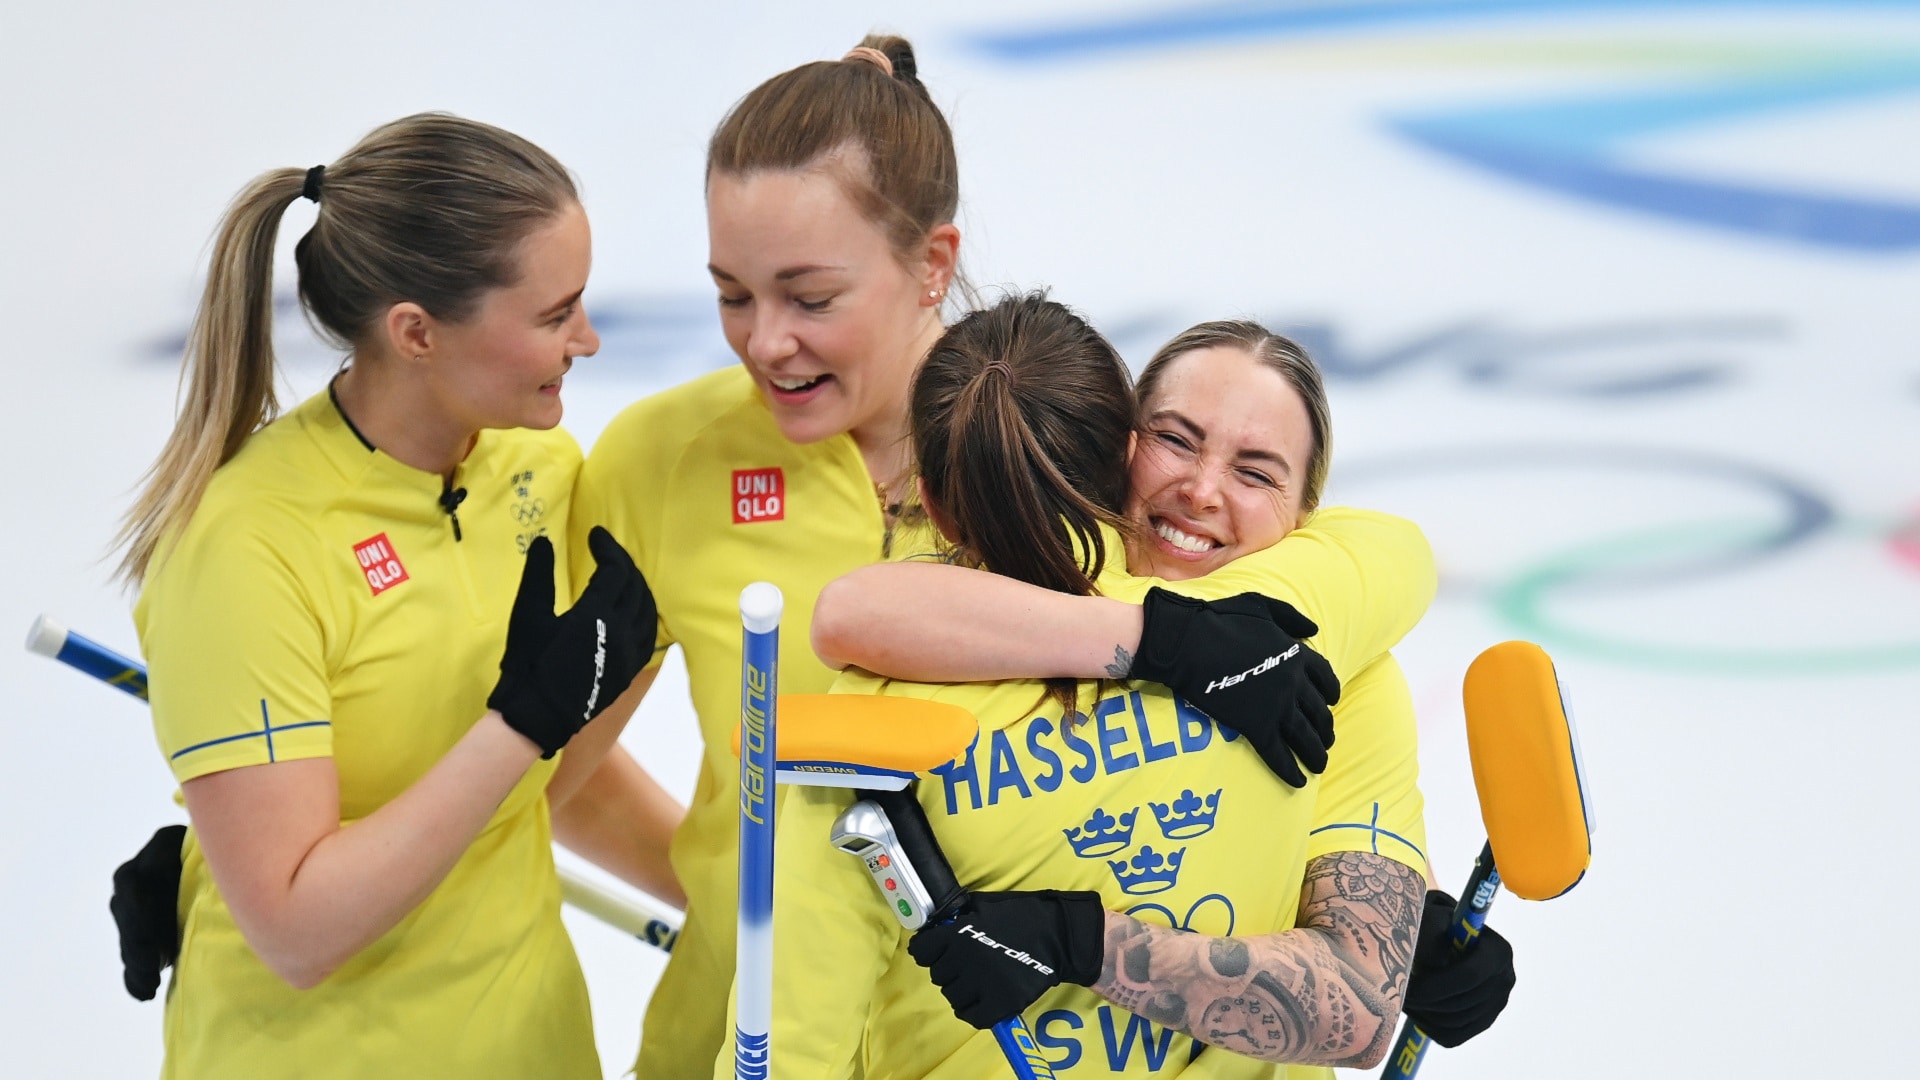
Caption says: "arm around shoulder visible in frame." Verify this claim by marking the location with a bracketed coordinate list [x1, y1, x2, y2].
[812, 561, 1141, 680]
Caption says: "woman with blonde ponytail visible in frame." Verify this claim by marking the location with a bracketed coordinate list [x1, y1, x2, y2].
[114, 113, 658, 1079]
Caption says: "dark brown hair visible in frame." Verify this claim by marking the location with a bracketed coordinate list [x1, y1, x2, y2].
[707, 34, 960, 276]
[1135, 320, 1334, 514]
[115, 113, 577, 584]
[911, 292, 1137, 710]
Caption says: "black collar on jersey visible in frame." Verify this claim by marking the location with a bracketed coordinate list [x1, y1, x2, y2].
[327, 371, 468, 541]
[327, 373, 376, 452]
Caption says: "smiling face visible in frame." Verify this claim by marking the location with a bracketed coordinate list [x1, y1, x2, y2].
[426, 200, 598, 432]
[706, 165, 947, 448]
[1126, 345, 1317, 581]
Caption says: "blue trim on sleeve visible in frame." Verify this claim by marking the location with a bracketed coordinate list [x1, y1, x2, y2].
[169, 700, 331, 764]
[1308, 801, 1427, 864]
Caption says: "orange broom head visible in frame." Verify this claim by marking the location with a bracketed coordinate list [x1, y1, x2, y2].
[1464, 641, 1592, 901]
[730, 694, 976, 773]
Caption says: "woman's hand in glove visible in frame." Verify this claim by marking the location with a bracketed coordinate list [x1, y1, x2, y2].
[488, 527, 656, 758]
[109, 824, 186, 1001]
[1404, 888, 1517, 1047]
[907, 889, 1107, 1028]
[1129, 588, 1340, 788]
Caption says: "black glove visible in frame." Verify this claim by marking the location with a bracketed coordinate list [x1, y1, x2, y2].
[488, 527, 656, 758]
[1404, 888, 1517, 1047]
[1130, 588, 1340, 788]
[907, 889, 1106, 1029]
[110, 824, 185, 1001]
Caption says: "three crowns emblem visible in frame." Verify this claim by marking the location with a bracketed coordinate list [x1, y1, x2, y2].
[1063, 789, 1223, 895]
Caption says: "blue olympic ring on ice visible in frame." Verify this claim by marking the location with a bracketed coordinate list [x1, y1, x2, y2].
[1495, 515, 1920, 674]
[1337, 444, 1920, 672]
[1336, 443, 1834, 593]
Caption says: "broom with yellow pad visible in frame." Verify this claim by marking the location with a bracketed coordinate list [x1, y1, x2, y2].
[1383, 641, 1594, 1078]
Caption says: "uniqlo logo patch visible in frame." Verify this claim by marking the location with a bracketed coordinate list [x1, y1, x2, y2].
[732, 468, 785, 524]
[353, 533, 410, 595]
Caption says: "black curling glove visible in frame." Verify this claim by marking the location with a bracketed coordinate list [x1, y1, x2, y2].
[1404, 888, 1517, 1047]
[110, 824, 185, 1001]
[488, 527, 656, 757]
[1130, 588, 1341, 788]
[907, 889, 1106, 1029]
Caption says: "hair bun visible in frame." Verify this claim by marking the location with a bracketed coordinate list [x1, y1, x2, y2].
[858, 34, 919, 83]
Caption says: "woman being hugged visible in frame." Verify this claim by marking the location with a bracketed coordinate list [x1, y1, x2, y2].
[121, 113, 654, 1078]
[558, 36, 1423, 1076]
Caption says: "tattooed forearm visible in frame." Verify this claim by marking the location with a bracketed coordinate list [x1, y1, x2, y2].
[1106, 644, 1135, 679]
[1088, 852, 1424, 1068]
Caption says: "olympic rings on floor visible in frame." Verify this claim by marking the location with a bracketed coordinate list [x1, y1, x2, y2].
[1335, 444, 1919, 674]
[1493, 515, 1920, 675]
[1336, 443, 1834, 594]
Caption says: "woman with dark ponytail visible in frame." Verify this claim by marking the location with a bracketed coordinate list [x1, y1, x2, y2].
[553, 35, 1435, 1077]
[117, 113, 655, 1078]
[765, 293, 1433, 1076]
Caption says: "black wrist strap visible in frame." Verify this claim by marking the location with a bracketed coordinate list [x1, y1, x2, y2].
[1061, 892, 1109, 985]
[1137, 587, 1203, 672]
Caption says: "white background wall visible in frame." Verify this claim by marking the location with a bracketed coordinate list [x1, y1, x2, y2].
[3, 1, 1917, 1076]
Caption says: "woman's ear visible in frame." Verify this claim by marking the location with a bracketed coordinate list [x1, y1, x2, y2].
[382, 301, 435, 364]
[920, 223, 961, 306]
[1125, 428, 1138, 468]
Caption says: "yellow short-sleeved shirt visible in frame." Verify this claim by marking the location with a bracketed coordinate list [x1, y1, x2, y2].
[135, 390, 597, 1080]
[570, 367, 940, 1078]
[576, 366, 1438, 1079]
[739, 656, 1423, 1080]
[715, 526, 1431, 1079]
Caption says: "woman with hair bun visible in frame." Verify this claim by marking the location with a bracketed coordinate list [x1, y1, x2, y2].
[552, 35, 1417, 1077]
[118, 113, 655, 1078]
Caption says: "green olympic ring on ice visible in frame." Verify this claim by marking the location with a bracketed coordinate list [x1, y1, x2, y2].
[1491, 516, 1920, 675]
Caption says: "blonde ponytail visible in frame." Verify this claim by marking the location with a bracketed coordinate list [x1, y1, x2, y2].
[115, 169, 305, 584]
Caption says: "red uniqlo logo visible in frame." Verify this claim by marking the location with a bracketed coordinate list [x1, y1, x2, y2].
[353, 533, 410, 595]
[732, 468, 785, 524]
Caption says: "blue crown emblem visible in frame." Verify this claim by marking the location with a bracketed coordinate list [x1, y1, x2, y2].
[1150, 788, 1221, 840]
[1108, 845, 1185, 895]
[1064, 807, 1138, 858]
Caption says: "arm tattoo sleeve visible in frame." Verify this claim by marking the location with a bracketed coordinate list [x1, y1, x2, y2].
[1088, 852, 1423, 1068]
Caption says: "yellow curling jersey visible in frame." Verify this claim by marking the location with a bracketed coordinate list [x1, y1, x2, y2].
[725, 523, 1431, 1079]
[570, 366, 941, 1078]
[135, 389, 596, 1080]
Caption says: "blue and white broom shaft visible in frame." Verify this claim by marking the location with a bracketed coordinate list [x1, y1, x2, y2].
[27, 615, 149, 700]
[25, 614, 682, 954]
[1381, 839, 1501, 1080]
[736, 584, 782, 1080]
[864, 788, 1057, 1080]
[990, 1016, 1059, 1080]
